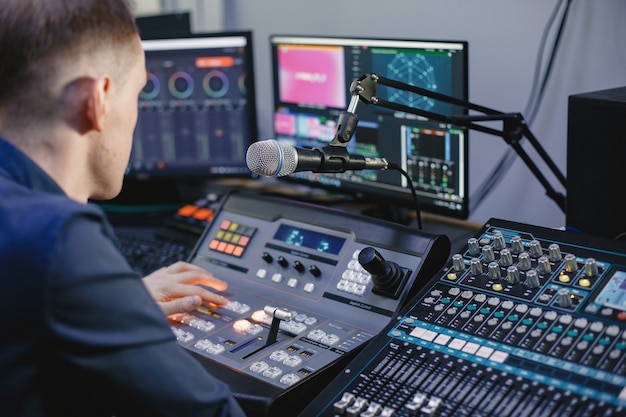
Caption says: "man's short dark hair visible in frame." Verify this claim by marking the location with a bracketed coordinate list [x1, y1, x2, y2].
[0, 0, 139, 120]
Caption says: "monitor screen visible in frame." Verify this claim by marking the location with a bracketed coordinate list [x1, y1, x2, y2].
[268, 35, 469, 219]
[128, 31, 258, 182]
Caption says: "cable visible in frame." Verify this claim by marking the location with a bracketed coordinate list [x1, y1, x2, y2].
[469, 0, 574, 212]
[390, 163, 423, 230]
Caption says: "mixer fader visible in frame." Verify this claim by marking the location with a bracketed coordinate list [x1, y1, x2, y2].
[303, 218, 626, 416]
[167, 191, 450, 416]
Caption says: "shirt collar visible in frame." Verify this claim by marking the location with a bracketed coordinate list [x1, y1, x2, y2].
[0, 136, 65, 195]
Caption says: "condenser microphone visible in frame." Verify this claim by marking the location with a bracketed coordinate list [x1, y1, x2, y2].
[246, 139, 390, 177]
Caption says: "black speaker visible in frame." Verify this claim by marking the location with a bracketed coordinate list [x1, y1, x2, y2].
[567, 86, 626, 240]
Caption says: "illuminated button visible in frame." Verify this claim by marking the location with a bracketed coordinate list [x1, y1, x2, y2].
[225, 244, 235, 254]
[233, 319, 252, 333]
[233, 246, 244, 257]
[270, 350, 289, 362]
[467, 304, 478, 311]
[239, 236, 250, 246]
[447, 272, 459, 281]
[228, 223, 239, 232]
[537, 322, 549, 330]
[304, 283, 315, 293]
[209, 239, 220, 250]
[578, 278, 591, 287]
[287, 278, 298, 288]
[492, 283, 503, 291]
[217, 241, 227, 252]
[229, 234, 241, 244]
[271, 273, 282, 283]
[522, 318, 534, 326]
[215, 230, 225, 240]
[219, 220, 231, 230]
[223, 232, 233, 242]
[558, 272, 571, 283]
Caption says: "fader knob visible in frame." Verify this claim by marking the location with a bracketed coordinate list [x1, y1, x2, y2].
[525, 269, 541, 288]
[506, 265, 521, 284]
[557, 288, 573, 307]
[482, 245, 495, 263]
[470, 258, 483, 275]
[548, 244, 562, 262]
[488, 262, 501, 280]
[564, 254, 578, 273]
[452, 254, 465, 272]
[529, 240, 543, 257]
[499, 248, 513, 267]
[492, 232, 506, 250]
[537, 256, 552, 274]
[510, 236, 524, 254]
[518, 252, 532, 271]
[467, 238, 480, 256]
[584, 258, 599, 277]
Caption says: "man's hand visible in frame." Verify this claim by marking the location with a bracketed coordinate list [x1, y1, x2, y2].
[142, 261, 229, 316]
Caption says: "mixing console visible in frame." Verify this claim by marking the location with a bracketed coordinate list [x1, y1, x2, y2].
[302, 218, 626, 416]
[168, 192, 450, 416]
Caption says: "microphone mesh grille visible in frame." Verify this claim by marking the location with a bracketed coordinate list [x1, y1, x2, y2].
[246, 140, 297, 177]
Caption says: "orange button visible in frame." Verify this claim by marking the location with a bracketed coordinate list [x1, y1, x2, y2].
[618, 312, 626, 321]
[193, 208, 214, 221]
[233, 246, 244, 257]
[195, 56, 234, 68]
[217, 242, 228, 252]
[177, 204, 198, 217]
[225, 244, 236, 254]
[209, 239, 219, 250]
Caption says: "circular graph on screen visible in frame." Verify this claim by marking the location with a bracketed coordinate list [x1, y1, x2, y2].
[140, 73, 160, 100]
[202, 70, 229, 98]
[386, 53, 436, 110]
[168, 71, 195, 99]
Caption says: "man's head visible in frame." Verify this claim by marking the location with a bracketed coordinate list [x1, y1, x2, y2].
[0, 0, 146, 201]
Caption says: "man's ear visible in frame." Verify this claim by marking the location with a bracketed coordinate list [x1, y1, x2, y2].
[84, 76, 110, 132]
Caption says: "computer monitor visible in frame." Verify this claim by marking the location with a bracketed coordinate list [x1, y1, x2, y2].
[268, 35, 469, 219]
[116, 31, 258, 204]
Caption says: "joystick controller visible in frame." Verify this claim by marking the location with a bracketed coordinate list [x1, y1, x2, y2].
[358, 247, 410, 299]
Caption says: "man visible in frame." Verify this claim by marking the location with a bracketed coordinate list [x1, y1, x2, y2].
[0, 0, 246, 415]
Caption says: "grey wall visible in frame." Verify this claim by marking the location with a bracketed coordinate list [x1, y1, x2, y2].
[222, 0, 625, 229]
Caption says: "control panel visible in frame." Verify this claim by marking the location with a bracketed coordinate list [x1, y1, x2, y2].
[169, 192, 450, 416]
[303, 218, 626, 416]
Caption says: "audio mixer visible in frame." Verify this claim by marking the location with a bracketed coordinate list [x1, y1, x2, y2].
[167, 192, 450, 416]
[302, 218, 626, 416]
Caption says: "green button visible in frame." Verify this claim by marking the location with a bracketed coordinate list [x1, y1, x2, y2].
[494, 311, 505, 319]
[507, 314, 519, 322]
[599, 337, 611, 346]
[616, 341, 626, 350]
[537, 322, 549, 330]
[582, 333, 595, 342]
[522, 318, 533, 326]
[480, 308, 491, 315]
[567, 329, 579, 338]
[552, 325, 563, 334]
[441, 297, 451, 304]
[454, 301, 464, 308]
[467, 304, 478, 311]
